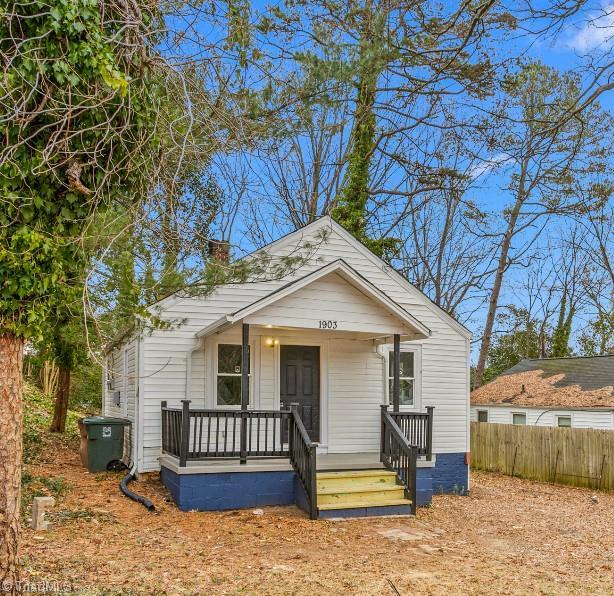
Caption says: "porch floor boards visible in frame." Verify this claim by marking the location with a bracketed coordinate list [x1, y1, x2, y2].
[159, 452, 384, 474]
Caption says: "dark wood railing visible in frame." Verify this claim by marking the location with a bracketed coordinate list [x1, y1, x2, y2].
[288, 409, 318, 520]
[161, 401, 319, 519]
[161, 401, 291, 466]
[161, 403, 183, 458]
[389, 406, 434, 460]
[380, 406, 418, 515]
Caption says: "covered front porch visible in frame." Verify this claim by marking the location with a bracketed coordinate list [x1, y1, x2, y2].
[159, 399, 435, 519]
[159, 260, 437, 518]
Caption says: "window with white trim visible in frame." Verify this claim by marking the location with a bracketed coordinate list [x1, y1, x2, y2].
[216, 344, 250, 406]
[477, 410, 488, 422]
[512, 412, 526, 425]
[557, 415, 572, 428]
[387, 350, 416, 407]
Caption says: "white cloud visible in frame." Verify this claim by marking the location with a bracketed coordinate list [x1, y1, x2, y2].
[568, 4, 614, 52]
[468, 153, 509, 180]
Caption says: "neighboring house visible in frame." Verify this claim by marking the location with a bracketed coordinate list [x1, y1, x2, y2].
[103, 216, 471, 519]
[471, 356, 614, 429]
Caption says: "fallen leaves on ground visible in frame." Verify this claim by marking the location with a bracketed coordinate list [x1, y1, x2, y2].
[21, 439, 614, 595]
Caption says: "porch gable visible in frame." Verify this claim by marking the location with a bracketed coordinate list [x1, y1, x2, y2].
[197, 259, 430, 340]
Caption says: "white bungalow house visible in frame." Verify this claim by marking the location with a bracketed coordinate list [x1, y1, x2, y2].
[103, 216, 471, 519]
[471, 356, 614, 430]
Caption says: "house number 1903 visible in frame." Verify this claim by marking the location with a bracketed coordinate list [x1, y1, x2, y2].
[319, 320, 338, 329]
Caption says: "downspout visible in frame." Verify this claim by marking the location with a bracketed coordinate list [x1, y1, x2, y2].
[376, 342, 389, 404]
[120, 464, 155, 511]
[118, 328, 155, 512]
[185, 338, 202, 401]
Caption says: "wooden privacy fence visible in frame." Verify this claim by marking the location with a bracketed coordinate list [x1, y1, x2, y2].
[470, 422, 614, 491]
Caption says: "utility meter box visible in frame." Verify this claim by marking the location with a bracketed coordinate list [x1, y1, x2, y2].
[78, 416, 131, 473]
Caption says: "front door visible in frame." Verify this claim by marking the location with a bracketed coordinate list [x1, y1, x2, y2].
[280, 345, 320, 442]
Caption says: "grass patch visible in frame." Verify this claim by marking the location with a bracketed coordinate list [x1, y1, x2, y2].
[22, 381, 90, 523]
[50, 508, 117, 524]
[23, 382, 82, 464]
[21, 470, 70, 520]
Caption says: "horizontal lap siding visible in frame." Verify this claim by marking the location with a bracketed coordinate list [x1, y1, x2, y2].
[104, 347, 123, 419]
[470, 406, 614, 429]
[246, 273, 410, 335]
[328, 340, 383, 452]
[311, 231, 469, 455]
[103, 340, 137, 463]
[104, 340, 137, 421]
[259, 338, 276, 410]
[138, 225, 469, 471]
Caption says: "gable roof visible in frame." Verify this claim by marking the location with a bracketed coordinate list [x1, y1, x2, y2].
[153, 215, 470, 340]
[471, 355, 614, 409]
[251, 216, 471, 340]
[196, 259, 431, 339]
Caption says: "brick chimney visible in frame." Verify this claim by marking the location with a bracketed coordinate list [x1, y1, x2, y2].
[208, 239, 230, 262]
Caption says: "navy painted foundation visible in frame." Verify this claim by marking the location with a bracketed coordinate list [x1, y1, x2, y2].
[416, 453, 469, 505]
[161, 467, 296, 512]
[431, 452, 469, 495]
[160, 452, 468, 514]
[318, 504, 412, 519]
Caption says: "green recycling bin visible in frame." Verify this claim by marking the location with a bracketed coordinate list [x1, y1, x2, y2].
[78, 416, 131, 473]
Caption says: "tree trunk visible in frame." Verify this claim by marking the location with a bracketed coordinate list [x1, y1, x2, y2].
[474, 243, 509, 387]
[0, 334, 24, 591]
[474, 196, 524, 388]
[49, 367, 71, 433]
[332, 3, 381, 247]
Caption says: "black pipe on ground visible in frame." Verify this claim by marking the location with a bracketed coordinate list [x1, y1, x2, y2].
[120, 471, 156, 512]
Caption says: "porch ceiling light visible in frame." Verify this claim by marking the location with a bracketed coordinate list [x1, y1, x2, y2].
[265, 337, 279, 347]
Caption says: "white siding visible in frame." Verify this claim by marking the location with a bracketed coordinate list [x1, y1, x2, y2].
[136, 220, 470, 472]
[245, 272, 411, 335]
[327, 338, 383, 452]
[103, 338, 138, 463]
[470, 405, 614, 429]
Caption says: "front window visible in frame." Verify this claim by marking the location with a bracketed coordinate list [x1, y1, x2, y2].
[557, 416, 572, 428]
[512, 413, 526, 425]
[217, 344, 250, 406]
[388, 351, 415, 407]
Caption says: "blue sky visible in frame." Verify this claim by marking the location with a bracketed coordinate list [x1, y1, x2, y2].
[170, 1, 612, 358]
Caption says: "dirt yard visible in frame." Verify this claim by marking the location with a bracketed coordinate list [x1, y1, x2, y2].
[22, 438, 614, 595]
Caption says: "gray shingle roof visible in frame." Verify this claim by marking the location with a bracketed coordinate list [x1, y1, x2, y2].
[471, 355, 614, 408]
[504, 356, 614, 391]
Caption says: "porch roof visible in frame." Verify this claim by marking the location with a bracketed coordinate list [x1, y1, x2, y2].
[196, 259, 431, 340]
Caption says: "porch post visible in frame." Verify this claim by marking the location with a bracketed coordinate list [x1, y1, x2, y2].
[179, 399, 191, 467]
[392, 333, 400, 411]
[240, 323, 249, 464]
[426, 406, 434, 461]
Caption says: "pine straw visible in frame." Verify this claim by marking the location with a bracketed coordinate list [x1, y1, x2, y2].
[22, 440, 614, 595]
[471, 369, 614, 408]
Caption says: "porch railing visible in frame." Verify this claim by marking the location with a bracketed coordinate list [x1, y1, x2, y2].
[161, 400, 318, 518]
[161, 401, 291, 465]
[380, 406, 419, 515]
[288, 409, 317, 520]
[389, 406, 434, 460]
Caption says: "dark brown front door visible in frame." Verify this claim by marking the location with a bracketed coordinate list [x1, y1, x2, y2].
[280, 345, 320, 442]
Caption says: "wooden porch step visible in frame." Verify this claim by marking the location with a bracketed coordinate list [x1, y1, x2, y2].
[317, 469, 397, 491]
[318, 485, 406, 506]
[315, 469, 412, 512]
